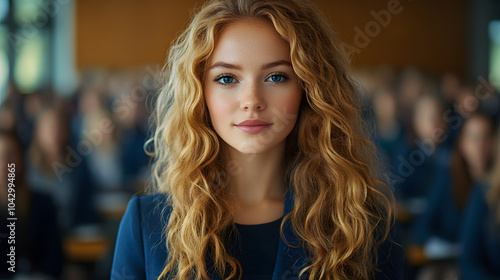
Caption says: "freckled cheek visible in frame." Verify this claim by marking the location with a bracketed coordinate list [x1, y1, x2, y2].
[205, 93, 238, 127]
[274, 90, 302, 116]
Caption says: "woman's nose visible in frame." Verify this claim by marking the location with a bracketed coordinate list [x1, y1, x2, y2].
[240, 82, 266, 111]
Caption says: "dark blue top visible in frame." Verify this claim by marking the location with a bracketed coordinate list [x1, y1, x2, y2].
[460, 186, 500, 280]
[119, 126, 150, 191]
[111, 188, 405, 280]
[391, 142, 451, 201]
[413, 171, 465, 245]
[230, 217, 283, 279]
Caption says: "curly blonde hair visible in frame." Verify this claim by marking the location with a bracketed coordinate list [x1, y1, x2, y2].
[147, 0, 394, 279]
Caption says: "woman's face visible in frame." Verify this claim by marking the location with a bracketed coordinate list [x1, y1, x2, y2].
[36, 112, 67, 155]
[204, 19, 302, 154]
[459, 116, 495, 170]
[413, 97, 446, 143]
[373, 89, 396, 124]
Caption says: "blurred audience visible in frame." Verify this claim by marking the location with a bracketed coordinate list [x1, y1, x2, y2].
[356, 66, 499, 279]
[413, 112, 497, 280]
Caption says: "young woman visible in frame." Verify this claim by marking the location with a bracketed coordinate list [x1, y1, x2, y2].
[460, 122, 500, 279]
[27, 106, 99, 233]
[393, 93, 451, 202]
[112, 0, 403, 279]
[414, 112, 496, 245]
[414, 112, 496, 280]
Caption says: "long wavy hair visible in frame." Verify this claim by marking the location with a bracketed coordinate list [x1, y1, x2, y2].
[29, 107, 71, 177]
[147, 0, 394, 279]
[451, 112, 496, 209]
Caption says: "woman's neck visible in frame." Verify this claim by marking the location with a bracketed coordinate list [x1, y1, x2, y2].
[224, 141, 287, 224]
[225, 141, 287, 204]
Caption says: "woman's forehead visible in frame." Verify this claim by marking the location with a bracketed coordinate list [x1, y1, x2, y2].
[208, 19, 290, 67]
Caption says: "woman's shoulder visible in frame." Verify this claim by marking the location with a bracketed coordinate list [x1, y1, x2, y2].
[124, 192, 172, 225]
[128, 192, 171, 207]
[122, 193, 172, 232]
[113, 192, 172, 279]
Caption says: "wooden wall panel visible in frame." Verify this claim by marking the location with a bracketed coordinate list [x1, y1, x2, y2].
[76, 0, 467, 77]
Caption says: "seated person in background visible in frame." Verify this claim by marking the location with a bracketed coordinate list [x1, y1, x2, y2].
[372, 86, 406, 169]
[395, 67, 432, 128]
[26, 106, 99, 234]
[0, 130, 63, 279]
[460, 134, 500, 280]
[393, 94, 451, 222]
[414, 112, 497, 280]
[82, 107, 132, 214]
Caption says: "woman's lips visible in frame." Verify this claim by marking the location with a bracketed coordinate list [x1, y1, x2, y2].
[235, 119, 273, 134]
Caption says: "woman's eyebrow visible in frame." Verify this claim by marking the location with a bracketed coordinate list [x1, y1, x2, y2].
[208, 60, 292, 71]
[208, 62, 242, 70]
[261, 60, 292, 70]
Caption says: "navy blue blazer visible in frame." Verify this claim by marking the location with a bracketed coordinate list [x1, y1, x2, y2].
[413, 170, 465, 245]
[460, 186, 500, 279]
[111, 188, 404, 279]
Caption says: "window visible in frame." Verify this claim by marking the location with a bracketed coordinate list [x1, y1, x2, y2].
[0, 0, 9, 104]
[0, 0, 53, 105]
[489, 20, 500, 91]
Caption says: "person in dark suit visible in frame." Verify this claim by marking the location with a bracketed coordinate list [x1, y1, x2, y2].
[415, 113, 496, 245]
[26, 106, 99, 234]
[460, 185, 500, 280]
[112, 0, 404, 279]
[460, 132, 500, 279]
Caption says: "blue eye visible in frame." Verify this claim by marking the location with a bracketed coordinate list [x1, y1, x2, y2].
[267, 74, 287, 83]
[215, 75, 236, 85]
